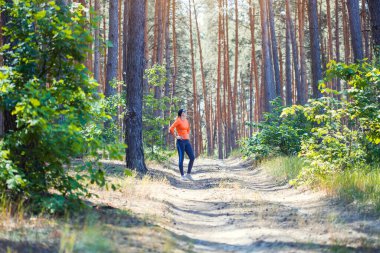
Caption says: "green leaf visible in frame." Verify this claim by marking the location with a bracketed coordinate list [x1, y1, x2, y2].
[34, 10, 46, 20]
[124, 169, 133, 177]
[12, 104, 25, 115]
[30, 98, 41, 107]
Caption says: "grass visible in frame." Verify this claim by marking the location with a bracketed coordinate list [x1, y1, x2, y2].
[260, 156, 380, 214]
[259, 156, 304, 182]
[321, 167, 380, 213]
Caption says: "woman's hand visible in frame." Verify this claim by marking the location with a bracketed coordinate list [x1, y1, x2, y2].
[176, 136, 183, 140]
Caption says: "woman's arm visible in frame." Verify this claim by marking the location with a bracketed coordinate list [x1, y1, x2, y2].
[169, 119, 181, 139]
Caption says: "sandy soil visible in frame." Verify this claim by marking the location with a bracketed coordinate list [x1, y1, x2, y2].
[92, 158, 380, 252]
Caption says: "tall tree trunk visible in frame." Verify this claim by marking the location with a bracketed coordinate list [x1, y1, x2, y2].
[268, 0, 281, 97]
[171, 0, 178, 100]
[102, 5, 107, 92]
[118, 0, 123, 81]
[1, 0, 17, 134]
[217, 0, 224, 159]
[125, 0, 147, 173]
[105, 0, 119, 98]
[308, 0, 323, 98]
[278, 45, 284, 101]
[335, 0, 341, 92]
[123, 0, 130, 93]
[361, 0, 369, 59]
[285, 13, 292, 106]
[286, 0, 302, 104]
[231, 0, 238, 149]
[94, 0, 101, 84]
[298, 0, 308, 102]
[249, 5, 260, 125]
[193, 0, 212, 156]
[367, 0, 380, 59]
[248, 0, 256, 136]
[143, 0, 149, 94]
[259, 0, 276, 112]
[342, 0, 351, 63]
[164, 0, 171, 147]
[327, 0, 334, 62]
[224, 0, 232, 156]
[188, 0, 199, 157]
[326, 0, 334, 93]
[346, 0, 364, 61]
[153, 0, 163, 118]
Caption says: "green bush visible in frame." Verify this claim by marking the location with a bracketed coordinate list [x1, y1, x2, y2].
[282, 61, 380, 185]
[241, 98, 312, 161]
[0, 0, 123, 213]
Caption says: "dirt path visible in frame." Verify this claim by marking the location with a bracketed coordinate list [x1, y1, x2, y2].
[81, 157, 380, 252]
[2, 158, 379, 253]
[110, 157, 379, 252]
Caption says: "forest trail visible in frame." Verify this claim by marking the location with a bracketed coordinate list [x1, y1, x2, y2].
[91, 158, 380, 253]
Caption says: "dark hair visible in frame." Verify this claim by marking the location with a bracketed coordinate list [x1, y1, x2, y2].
[178, 109, 186, 117]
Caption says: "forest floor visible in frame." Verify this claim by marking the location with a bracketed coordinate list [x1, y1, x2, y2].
[1, 158, 380, 252]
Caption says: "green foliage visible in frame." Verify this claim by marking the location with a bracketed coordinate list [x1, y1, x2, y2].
[282, 61, 380, 185]
[0, 0, 123, 213]
[241, 98, 312, 161]
[101, 79, 126, 145]
[143, 64, 176, 162]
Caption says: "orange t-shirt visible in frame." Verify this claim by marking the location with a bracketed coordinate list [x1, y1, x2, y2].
[169, 117, 190, 140]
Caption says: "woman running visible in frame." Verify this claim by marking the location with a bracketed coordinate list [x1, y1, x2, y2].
[169, 109, 195, 181]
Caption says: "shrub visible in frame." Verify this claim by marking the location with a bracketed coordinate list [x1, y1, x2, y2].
[241, 98, 312, 161]
[282, 61, 380, 185]
[0, 0, 123, 213]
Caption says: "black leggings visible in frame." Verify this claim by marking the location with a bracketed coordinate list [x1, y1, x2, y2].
[176, 139, 195, 176]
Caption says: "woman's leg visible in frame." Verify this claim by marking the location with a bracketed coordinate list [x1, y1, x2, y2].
[184, 140, 195, 174]
[177, 140, 185, 176]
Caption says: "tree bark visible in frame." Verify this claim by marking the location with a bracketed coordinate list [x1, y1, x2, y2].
[361, 0, 369, 59]
[335, 0, 341, 92]
[125, 0, 147, 173]
[153, 0, 164, 118]
[123, 0, 130, 93]
[164, 0, 171, 147]
[342, 0, 351, 63]
[217, 0, 224, 159]
[105, 0, 119, 98]
[308, 0, 323, 98]
[171, 0, 178, 99]
[286, 0, 302, 104]
[94, 0, 101, 85]
[188, 0, 199, 157]
[118, 0, 123, 81]
[267, 0, 281, 97]
[248, 0, 257, 136]
[285, 13, 292, 106]
[259, 0, 276, 112]
[193, 0, 212, 156]
[298, 0, 308, 102]
[346, 0, 364, 61]
[224, 0, 231, 156]
[232, 0, 239, 149]
[367, 0, 380, 59]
